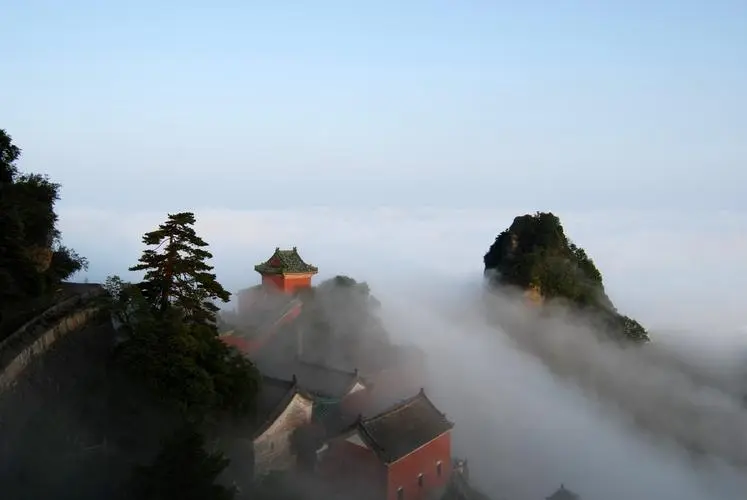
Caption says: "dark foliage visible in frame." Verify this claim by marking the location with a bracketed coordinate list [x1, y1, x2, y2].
[124, 426, 235, 500]
[484, 212, 649, 342]
[0, 128, 87, 325]
[104, 276, 261, 420]
[107, 213, 264, 498]
[129, 212, 230, 326]
[247, 471, 305, 500]
[47, 245, 89, 284]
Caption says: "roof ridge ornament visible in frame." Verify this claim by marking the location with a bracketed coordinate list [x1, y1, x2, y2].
[255, 247, 318, 276]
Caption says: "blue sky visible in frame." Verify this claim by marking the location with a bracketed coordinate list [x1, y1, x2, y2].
[3, 1, 746, 211]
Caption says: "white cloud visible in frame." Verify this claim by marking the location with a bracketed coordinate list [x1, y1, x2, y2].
[60, 206, 747, 333]
[57, 206, 747, 499]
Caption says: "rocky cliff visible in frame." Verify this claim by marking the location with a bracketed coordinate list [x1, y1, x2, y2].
[483, 212, 648, 342]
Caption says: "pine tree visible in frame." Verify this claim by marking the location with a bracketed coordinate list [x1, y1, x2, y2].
[130, 212, 230, 326]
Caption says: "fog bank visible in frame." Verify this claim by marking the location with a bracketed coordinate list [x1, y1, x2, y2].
[376, 276, 747, 500]
[56, 206, 747, 498]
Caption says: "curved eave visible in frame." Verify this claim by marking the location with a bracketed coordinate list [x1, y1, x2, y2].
[251, 385, 315, 440]
[254, 266, 319, 276]
[342, 376, 368, 396]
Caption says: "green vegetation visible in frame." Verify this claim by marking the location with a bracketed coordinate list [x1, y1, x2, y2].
[0, 129, 87, 335]
[129, 212, 231, 326]
[124, 427, 235, 500]
[104, 212, 260, 419]
[484, 212, 649, 342]
[108, 213, 264, 498]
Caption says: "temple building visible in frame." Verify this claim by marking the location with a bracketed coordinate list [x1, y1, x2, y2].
[253, 357, 371, 425]
[222, 246, 427, 418]
[219, 376, 315, 482]
[225, 247, 318, 355]
[215, 247, 480, 500]
[318, 389, 454, 500]
[253, 246, 318, 294]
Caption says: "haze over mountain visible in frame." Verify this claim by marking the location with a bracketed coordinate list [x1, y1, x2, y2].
[59, 206, 747, 499]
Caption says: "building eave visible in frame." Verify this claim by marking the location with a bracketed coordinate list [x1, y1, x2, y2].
[250, 380, 315, 440]
[356, 388, 454, 465]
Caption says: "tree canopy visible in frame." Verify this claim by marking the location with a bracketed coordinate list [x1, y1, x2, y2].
[129, 212, 230, 326]
[484, 212, 649, 342]
[124, 427, 235, 500]
[105, 212, 260, 419]
[0, 128, 87, 326]
[245, 471, 311, 500]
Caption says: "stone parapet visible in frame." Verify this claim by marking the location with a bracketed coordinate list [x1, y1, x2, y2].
[0, 288, 105, 391]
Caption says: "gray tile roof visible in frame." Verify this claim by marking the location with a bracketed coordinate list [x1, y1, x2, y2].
[254, 247, 318, 275]
[254, 357, 366, 400]
[349, 389, 453, 464]
[224, 376, 313, 439]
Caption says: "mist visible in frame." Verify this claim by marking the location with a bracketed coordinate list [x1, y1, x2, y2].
[374, 276, 747, 499]
[51, 206, 747, 499]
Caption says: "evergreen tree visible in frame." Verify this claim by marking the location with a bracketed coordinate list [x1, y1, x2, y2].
[130, 212, 230, 326]
[105, 274, 261, 418]
[125, 427, 235, 500]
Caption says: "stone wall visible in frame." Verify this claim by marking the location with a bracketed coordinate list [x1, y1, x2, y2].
[253, 392, 314, 477]
[0, 288, 105, 391]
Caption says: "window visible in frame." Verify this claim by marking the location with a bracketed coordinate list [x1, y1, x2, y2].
[418, 473, 424, 487]
[397, 487, 404, 500]
[436, 460, 442, 477]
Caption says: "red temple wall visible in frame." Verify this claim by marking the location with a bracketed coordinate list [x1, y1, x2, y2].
[279, 303, 302, 324]
[260, 274, 313, 294]
[386, 433, 452, 500]
[319, 440, 387, 495]
[261, 274, 285, 291]
[221, 335, 251, 353]
[282, 275, 313, 293]
[319, 433, 451, 500]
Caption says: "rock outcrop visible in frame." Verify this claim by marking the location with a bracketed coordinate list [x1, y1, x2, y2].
[484, 212, 648, 342]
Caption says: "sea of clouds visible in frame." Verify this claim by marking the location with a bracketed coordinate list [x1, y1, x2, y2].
[59, 206, 747, 499]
